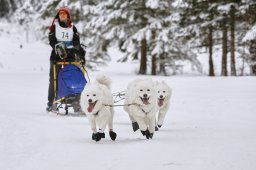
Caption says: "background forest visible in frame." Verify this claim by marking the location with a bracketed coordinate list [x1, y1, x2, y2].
[1, 0, 256, 76]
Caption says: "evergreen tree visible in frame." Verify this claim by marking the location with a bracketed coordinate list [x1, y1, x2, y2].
[229, 4, 236, 76]
[0, 0, 23, 18]
[241, 0, 256, 75]
[0, 0, 11, 17]
[221, 13, 228, 76]
[82, 0, 200, 75]
[180, 0, 250, 76]
[179, 0, 216, 76]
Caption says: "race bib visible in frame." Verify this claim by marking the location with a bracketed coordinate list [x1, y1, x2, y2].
[55, 22, 73, 42]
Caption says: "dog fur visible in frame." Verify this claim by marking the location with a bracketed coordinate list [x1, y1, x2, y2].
[124, 78, 157, 139]
[155, 81, 172, 130]
[80, 74, 117, 142]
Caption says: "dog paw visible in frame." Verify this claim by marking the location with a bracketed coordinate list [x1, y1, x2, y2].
[155, 126, 159, 131]
[98, 129, 105, 138]
[92, 132, 103, 142]
[101, 132, 105, 138]
[109, 131, 117, 141]
[141, 129, 152, 139]
[92, 133, 97, 141]
[146, 133, 154, 139]
[141, 129, 153, 139]
[132, 122, 139, 132]
[141, 130, 147, 136]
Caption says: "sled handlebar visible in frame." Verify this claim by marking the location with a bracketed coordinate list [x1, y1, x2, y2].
[55, 61, 81, 65]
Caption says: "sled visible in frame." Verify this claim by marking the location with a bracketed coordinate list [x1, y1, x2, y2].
[52, 60, 89, 115]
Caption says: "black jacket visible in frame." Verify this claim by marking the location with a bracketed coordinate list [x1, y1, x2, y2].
[48, 21, 84, 61]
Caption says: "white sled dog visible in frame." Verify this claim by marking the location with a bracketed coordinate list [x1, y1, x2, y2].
[155, 81, 172, 131]
[80, 74, 117, 142]
[124, 78, 157, 139]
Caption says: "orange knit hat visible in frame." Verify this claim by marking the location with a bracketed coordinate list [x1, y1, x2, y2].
[57, 6, 71, 18]
[49, 6, 72, 30]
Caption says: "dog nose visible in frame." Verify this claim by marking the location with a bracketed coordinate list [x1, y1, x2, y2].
[160, 95, 163, 98]
[143, 94, 148, 98]
[88, 99, 92, 103]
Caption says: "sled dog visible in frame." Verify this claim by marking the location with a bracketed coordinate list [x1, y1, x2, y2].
[124, 78, 157, 139]
[80, 74, 117, 142]
[155, 81, 172, 130]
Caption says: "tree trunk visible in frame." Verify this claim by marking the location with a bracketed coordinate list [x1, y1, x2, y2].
[221, 15, 228, 76]
[139, 39, 147, 74]
[249, 40, 256, 75]
[151, 30, 156, 75]
[9, 0, 17, 11]
[159, 53, 167, 76]
[0, 0, 9, 17]
[208, 9, 215, 76]
[252, 65, 256, 75]
[151, 54, 156, 75]
[230, 5, 237, 76]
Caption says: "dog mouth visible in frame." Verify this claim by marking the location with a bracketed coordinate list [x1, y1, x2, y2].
[87, 101, 97, 112]
[158, 98, 165, 107]
[140, 97, 150, 105]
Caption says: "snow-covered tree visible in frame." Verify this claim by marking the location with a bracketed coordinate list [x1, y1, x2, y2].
[3, 0, 256, 76]
[0, 0, 22, 18]
[82, 0, 201, 75]
[179, 0, 256, 76]
[240, 0, 256, 75]
[179, 0, 217, 76]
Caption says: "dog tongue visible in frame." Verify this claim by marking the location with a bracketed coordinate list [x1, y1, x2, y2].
[158, 99, 164, 107]
[87, 103, 95, 112]
[142, 98, 149, 105]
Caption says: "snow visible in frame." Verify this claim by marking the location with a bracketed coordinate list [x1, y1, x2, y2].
[146, 0, 160, 9]
[1, 23, 256, 170]
[242, 24, 256, 42]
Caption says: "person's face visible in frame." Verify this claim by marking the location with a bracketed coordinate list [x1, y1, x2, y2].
[59, 10, 68, 21]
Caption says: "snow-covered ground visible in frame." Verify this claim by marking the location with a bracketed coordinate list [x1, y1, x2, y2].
[1, 23, 256, 170]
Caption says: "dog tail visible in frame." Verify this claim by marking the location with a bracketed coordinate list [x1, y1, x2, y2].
[96, 74, 111, 89]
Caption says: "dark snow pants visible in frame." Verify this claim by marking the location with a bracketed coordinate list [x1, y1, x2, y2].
[47, 61, 60, 106]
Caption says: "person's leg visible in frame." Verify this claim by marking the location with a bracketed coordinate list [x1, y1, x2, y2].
[47, 61, 55, 109]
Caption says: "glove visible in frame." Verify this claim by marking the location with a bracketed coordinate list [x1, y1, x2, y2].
[79, 47, 86, 58]
[74, 45, 86, 58]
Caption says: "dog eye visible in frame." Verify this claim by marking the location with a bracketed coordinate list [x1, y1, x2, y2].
[163, 91, 166, 93]
[140, 89, 143, 91]
[147, 89, 150, 91]
[93, 94, 96, 96]
[87, 94, 89, 97]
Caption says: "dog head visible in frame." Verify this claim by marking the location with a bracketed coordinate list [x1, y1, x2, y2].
[156, 81, 172, 107]
[81, 84, 104, 113]
[133, 79, 156, 106]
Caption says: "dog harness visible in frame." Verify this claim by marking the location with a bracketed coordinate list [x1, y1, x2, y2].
[93, 111, 99, 116]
